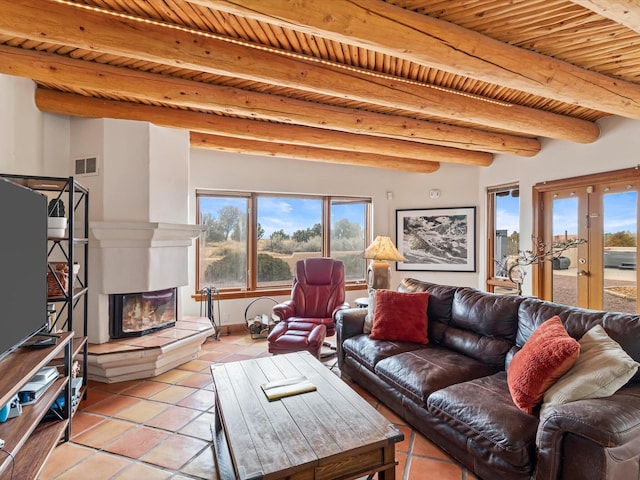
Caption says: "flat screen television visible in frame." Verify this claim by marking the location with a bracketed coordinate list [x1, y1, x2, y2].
[0, 178, 49, 361]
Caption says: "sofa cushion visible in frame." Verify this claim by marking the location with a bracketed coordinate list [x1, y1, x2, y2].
[540, 324, 639, 418]
[399, 278, 456, 325]
[445, 288, 522, 367]
[342, 335, 425, 372]
[513, 297, 640, 383]
[508, 316, 580, 414]
[428, 372, 539, 469]
[370, 289, 430, 344]
[374, 346, 499, 406]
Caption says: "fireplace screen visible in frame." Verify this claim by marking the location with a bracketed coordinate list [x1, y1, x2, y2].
[110, 287, 177, 338]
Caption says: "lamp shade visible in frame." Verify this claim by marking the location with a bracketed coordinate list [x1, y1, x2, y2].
[361, 236, 406, 262]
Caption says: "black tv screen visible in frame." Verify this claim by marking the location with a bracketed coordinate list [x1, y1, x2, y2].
[0, 178, 48, 360]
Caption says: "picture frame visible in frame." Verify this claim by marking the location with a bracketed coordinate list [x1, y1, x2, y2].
[396, 207, 476, 272]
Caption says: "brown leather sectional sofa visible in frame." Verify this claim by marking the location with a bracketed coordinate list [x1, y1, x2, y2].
[336, 278, 640, 480]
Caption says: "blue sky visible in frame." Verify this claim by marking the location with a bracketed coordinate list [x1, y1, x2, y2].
[497, 191, 637, 236]
[200, 196, 365, 237]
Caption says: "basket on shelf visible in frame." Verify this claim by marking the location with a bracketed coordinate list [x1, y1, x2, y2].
[47, 262, 69, 297]
[244, 297, 279, 339]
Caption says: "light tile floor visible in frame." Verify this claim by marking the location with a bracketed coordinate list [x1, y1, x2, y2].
[38, 332, 478, 480]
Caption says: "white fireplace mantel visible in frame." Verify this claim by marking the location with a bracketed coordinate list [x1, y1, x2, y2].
[90, 221, 205, 295]
[91, 221, 206, 248]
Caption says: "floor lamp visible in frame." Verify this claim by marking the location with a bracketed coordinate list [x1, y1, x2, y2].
[362, 236, 406, 290]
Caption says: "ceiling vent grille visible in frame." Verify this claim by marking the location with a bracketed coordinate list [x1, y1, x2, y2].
[74, 157, 99, 176]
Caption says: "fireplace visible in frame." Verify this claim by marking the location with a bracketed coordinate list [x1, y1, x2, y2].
[110, 287, 177, 339]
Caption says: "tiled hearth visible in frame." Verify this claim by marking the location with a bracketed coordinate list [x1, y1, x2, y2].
[41, 330, 478, 480]
[87, 317, 214, 383]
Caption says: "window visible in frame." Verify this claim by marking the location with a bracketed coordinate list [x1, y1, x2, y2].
[486, 184, 520, 293]
[197, 191, 370, 296]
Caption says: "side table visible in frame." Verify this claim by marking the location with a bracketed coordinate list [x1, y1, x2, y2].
[354, 296, 369, 308]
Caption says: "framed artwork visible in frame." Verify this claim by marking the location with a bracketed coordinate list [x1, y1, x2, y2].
[396, 207, 476, 272]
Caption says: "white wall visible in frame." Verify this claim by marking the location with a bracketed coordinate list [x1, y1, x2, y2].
[0, 76, 69, 175]
[478, 115, 640, 295]
[3, 73, 640, 328]
[184, 149, 481, 324]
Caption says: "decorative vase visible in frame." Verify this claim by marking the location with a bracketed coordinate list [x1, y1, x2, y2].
[47, 216, 67, 237]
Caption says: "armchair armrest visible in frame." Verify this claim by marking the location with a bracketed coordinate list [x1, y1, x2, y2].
[535, 384, 640, 480]
[272, 301, 295, 321]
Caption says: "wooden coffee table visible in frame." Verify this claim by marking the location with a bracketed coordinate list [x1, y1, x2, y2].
[210, 351, 403, 480]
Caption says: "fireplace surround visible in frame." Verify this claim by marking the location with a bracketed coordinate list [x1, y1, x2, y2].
[110, 287, 177, 338]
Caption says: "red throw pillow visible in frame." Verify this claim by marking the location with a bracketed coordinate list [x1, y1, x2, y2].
[369, 289, 429, 344]
[507, 316, 580, 414]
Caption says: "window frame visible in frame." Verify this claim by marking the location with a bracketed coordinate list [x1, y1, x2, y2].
[195, 190, 372, 300]
[486, 183, 520, 293]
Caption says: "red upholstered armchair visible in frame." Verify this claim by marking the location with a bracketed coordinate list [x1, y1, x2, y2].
[272, 258, 349, 337]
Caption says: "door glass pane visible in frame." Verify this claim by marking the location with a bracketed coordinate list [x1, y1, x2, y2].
[331, 199, 367, 282]
[552, 196, 579, 306]
[199, 196, 249, 289]
[603, 191, 637, 313]
[256, 196, 322, 288]
[494, 188, 520, 282]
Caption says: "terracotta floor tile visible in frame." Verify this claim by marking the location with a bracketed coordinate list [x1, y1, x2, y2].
[394, 425, 413, 454]
[120, 380, 169, 399]
[217, 353, 255, 363]
[73, 418, 136, 449]
[38, 442, 95, 479]
[177, 389, 215, 411]
[176, 372, 213, 389]
[151, 369, 194, 385]
[104, 426, 170, 459]
[150, 385, 197, 404]
[89, 379, 142, 394]
[114, 399, 169, 423]
[412, 431, 455, 461]
[180, 446, 216, 478]
[110, 462, 172, 480]
[54, 451, 133, 480]
[43, 331, 475, 480]
[178, 412, 216, 441]
[70, 411, 105, 438]
[146, 405, 201, 431]
[196, 350, 232, 362]
[141, 434, 209, 470]
[77, 389, 112, 409]
[407, 456, 465, 480]
[176, 359, 211, 372]
[84, 393, 140, 416]
[376, 403, 408, 426]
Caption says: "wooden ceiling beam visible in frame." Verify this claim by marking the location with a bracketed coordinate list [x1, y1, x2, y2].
[568, 1, 640, 33]
[198, 0, 640, 119]
[190, 133, 440, 174]
[34, 88, 491, 166]
[0, 0, 599, 144]
[0, 45, 539, 157]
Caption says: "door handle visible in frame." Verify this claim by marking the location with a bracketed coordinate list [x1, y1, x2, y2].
[578, 270, 589, 276]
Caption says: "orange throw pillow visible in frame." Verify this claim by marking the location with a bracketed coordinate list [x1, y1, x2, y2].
[369, 289, 429, 344]
[507, 316, 580, 414]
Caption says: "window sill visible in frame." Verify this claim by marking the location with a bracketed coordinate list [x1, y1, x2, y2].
[191, 283, 367, 302]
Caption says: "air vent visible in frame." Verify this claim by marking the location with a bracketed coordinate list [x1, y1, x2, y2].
[74, 157, 99, 176]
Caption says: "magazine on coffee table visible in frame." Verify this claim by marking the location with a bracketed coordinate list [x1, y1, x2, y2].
[261, 375, 316, 401]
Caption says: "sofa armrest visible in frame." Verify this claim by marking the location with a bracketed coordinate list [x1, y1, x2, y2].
[332, 302, 351, 320]
[272, 300, 295, 321]
[335, 307, 367, 368]
[535, 385, 640, 480]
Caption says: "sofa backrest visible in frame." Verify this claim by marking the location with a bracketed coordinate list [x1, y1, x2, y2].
[399, 278, 523, 368]
[510, 297, 640, 382]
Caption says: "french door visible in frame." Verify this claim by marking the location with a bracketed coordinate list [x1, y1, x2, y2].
[532, 168, 639, 313]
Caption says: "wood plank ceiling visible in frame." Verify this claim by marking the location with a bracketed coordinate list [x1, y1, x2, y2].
[1, 0, 640, 173]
